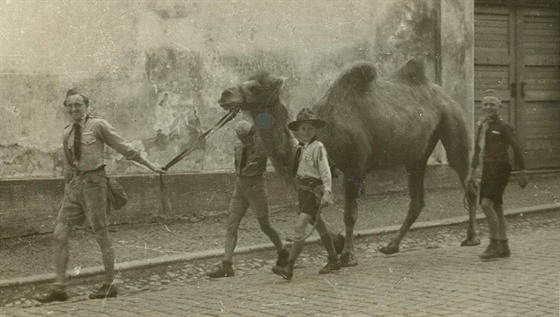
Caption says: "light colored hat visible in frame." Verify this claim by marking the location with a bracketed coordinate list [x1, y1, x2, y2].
[288, 108, 326, 131]
[235, 120, 254, 137]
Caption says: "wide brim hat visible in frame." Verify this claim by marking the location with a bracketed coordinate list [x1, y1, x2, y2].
[288, 107, 326, 131]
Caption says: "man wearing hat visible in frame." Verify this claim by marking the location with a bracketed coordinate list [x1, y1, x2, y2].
[207, 120, 289, 278]
[38, 89, 164, 302]
[272, 108, 341, 280]
[467, 89, 528, 259]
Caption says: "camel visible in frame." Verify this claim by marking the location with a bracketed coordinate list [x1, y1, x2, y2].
[218, 59, 480, 267]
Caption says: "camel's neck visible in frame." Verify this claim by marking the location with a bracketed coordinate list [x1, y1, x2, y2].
[249, 105, 295, 181]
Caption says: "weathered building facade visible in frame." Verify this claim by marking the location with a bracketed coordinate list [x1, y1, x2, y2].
[0, 0, 558, 237]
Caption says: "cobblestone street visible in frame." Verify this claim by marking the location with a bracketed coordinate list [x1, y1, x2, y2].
[1, 210, 558, 316]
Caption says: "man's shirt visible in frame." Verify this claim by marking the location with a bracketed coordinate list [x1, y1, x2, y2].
[295, 139, 332, 193]
[472, 118, 525, 169]
[63, 116, 141, 172]
[234, 139, 267, 177]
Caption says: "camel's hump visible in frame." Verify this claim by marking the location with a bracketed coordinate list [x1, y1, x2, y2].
[391, 59, 429, 85]
[336, 61, 377, 92]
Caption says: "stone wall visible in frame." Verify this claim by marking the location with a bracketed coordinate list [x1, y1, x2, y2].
[0, 165, 463, 238]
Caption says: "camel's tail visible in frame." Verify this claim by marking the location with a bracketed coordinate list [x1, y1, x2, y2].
[437, 88, 472, 182]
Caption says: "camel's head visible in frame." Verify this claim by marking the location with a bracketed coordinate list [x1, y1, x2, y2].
[218, 72, 285, 114]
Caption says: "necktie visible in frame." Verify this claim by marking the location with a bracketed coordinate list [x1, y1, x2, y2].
[292, 143, 303, 177]
[73, 123, 82, 161]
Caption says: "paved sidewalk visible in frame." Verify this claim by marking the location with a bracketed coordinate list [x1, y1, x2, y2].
[1, 210, 558, 316]
[1, 174, 558, 284]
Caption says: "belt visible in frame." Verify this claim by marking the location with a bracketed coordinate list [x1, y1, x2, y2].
[75, 165, 105, 176]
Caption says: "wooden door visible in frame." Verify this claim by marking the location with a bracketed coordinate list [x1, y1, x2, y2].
[516, 7, 560, 169]
[475, 1, 560, 170]
[474, 6, 516, 126]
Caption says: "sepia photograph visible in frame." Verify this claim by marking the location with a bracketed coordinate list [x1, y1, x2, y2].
[0, 0, 558, 316]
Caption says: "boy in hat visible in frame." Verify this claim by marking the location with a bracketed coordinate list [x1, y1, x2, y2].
[467, 89, 528, 259]
[207, 120, 289, 278]
[272, 108, 341, 280]
[37, 89, 164, 302]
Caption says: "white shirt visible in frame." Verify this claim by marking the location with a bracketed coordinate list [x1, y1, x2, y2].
[295, 140, 332, 193]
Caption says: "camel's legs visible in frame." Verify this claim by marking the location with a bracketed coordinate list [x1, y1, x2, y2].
[339, 172, 363, 267]
[379, 161, 427, 255]
[455, 155, 481, 247]
[439, 108, 480, 246]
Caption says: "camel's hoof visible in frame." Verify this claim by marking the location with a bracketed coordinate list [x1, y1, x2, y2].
[461, 237, 481, 247]
[340, 252, 358, 267]
[378, 244, 399, 255]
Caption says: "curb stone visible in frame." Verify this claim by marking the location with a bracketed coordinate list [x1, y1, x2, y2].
[1, 202, 558, 289]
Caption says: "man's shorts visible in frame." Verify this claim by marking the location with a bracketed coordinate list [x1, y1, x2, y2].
[229, 176, 269, 219]
[56, 169, 110, 231]
[297, 177, 323, 219]
[480, 160, 512, 205]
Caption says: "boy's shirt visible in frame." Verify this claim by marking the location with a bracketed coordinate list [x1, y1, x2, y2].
[471, 118, 525, 170]
[234, 138, 267, 177]
[295, 139, 332, 193]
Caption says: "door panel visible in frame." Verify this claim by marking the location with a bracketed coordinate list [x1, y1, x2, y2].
[519, 8, 560, 169]
[475, 2, 560, 170]
[474, 7, 515, 126]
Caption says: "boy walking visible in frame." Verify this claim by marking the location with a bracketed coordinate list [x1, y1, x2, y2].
[207, 121, 289, 278]
[272, 108, 341, 280]
[467, 89, 528, 259]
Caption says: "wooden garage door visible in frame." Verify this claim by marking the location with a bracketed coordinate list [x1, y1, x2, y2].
[474, 6, 515, 126]
[475, 2, 560, 170]
[518, 8, 560, 169]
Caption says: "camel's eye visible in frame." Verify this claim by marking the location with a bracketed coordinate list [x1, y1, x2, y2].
[248, 84, 265, 95]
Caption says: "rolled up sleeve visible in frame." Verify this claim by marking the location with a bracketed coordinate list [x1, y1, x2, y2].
[96, 119, 141, 161]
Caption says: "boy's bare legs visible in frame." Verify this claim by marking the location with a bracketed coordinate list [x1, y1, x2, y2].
[480, 197, 509, 258]
[481, 198, 499, 240]
[314, 215, 336, 257]
[257, 216, 285, 251]
[289, 213, 313, 262]
[494, 203, 507, 240]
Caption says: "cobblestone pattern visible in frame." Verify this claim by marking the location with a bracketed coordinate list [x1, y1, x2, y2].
[1, 211, 558, 316]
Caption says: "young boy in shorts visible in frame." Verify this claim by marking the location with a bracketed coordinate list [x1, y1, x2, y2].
[467, 89, 528, 259]
[272, 108, 341, 280]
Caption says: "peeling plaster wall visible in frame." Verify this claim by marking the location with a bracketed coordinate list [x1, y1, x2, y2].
[441, 0, 475, 131]
[0, 0, 470, 179]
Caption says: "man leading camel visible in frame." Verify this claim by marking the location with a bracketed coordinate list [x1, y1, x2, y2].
[37, 89, 164, 302]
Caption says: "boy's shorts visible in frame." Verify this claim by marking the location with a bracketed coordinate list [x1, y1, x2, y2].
[480, 160, 512, 205]
[229, 176, 269, 219]
[297, 177, 323, 219]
